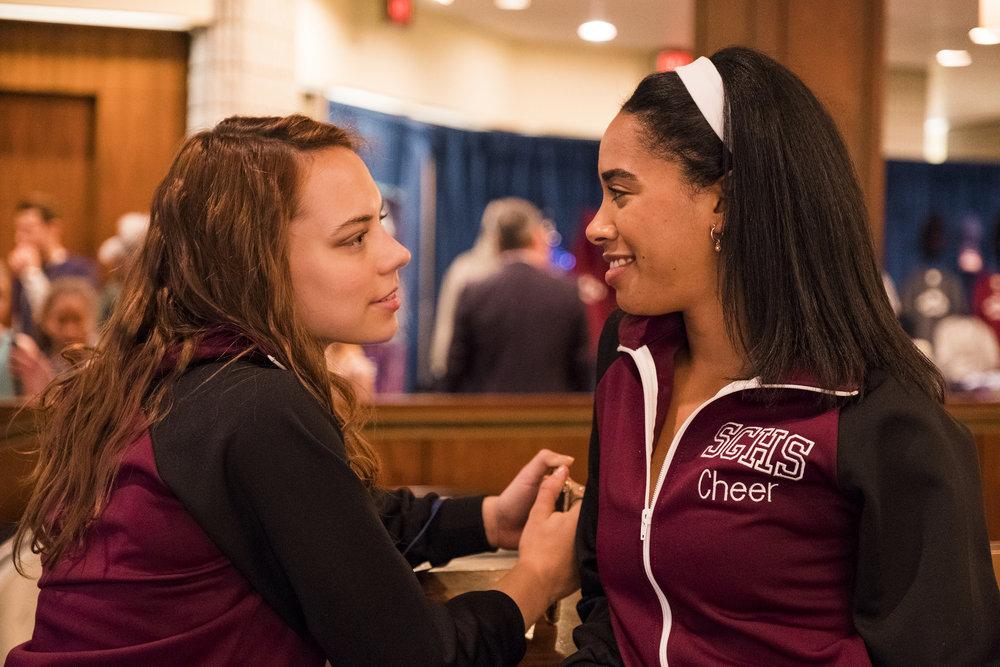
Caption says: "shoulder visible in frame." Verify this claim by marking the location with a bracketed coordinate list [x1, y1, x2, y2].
[841, 372, 956, 436]
[158, 357, 341, 454]
[838, 372, 976, 488]
[173, 357, 320, 413]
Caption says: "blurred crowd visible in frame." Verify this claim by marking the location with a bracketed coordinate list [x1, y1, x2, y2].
[888, 213, 1000, 393]
[5, 193, 1000, 402]
[1, 194, 147, 401]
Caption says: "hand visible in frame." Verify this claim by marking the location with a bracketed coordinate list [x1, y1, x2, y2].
[482, 449, 574, 550]
[10, 333, 55, 399]
[494, 465, 582, 625]
[7, 243, 42, 277]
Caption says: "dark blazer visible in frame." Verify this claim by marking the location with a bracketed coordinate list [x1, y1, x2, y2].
[444, 260, 590, 393]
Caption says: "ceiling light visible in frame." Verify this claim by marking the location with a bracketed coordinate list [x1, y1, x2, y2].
[578, 19, 617, 43]
[969, 27, 1000, 44]
[936, 49, 972, 67]
[495, 0, 530, 9]
[0, 3, 201, 30]
[433, 0, 455, 5]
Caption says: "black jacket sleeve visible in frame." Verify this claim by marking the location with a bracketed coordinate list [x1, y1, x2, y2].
[838, 373, 1000, 666]
[153, 361, 525, 666]
[372, 488, 494, 567]
[564, 310, 626, 667]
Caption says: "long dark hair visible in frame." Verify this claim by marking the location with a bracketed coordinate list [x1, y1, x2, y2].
[622, 46, 943, 400]
[16, 115, 380, 572]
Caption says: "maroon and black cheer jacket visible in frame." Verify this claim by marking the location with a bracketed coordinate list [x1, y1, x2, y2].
[8, 345, 526, 666]
[566, 311, 1000, 666]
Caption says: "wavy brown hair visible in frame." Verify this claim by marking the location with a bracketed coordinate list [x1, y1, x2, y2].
[15, 115, 379, 572]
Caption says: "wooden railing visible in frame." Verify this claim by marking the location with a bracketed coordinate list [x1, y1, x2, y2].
[3, 394, 1000, 541]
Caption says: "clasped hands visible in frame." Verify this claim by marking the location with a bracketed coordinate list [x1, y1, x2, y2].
[481, 449, 585, 551]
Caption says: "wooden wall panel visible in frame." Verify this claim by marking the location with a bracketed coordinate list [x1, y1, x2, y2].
[948, 400, 1000, 542]
[694, 0, 886, 255]
[0, 21, 188, 260]
[0, 92, 96, 256]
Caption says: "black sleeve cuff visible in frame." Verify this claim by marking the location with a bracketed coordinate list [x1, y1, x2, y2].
[424, 495, 494, 566]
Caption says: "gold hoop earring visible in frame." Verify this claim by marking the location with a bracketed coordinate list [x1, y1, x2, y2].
[710, 224, 722, 253]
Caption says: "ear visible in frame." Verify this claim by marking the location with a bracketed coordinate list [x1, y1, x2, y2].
[708, 176, 726, 215]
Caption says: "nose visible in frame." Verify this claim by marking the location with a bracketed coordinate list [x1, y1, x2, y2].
[586, 202, 617, 247]
[381, 229, 411, 274]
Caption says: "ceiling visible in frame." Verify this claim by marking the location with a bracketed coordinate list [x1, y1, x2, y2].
[417, 0, 695, 52]
[418, 0, 1000, 129]
[887, 0, 1000, 127]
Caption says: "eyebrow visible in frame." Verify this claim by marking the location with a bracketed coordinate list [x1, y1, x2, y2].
[600, 168, 638, 183]
[335, 199, 386, 230]
[337, 214, 373, 228]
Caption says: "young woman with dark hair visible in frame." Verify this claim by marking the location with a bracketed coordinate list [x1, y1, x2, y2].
[7, 115, 579, 666]
[566, 47, 999, 666]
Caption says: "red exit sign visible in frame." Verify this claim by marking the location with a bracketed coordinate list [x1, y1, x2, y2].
[385, 0, 412, 25]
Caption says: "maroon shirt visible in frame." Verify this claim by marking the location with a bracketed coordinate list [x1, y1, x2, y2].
[6, 432, 324, 666]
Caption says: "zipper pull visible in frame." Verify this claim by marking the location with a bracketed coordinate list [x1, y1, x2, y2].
[640, 508, 653, 541]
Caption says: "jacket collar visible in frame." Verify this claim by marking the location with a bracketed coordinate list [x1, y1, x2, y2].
[617, 312, 686, 350]
[157, 327, 272, 376]
[616, 312, 858, 395]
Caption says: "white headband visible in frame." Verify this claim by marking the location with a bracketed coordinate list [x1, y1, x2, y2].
[675, 56, 725, 142]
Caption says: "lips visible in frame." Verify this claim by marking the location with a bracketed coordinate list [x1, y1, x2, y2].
[373, 288, 402, 311]
[603, 254, 635, 287]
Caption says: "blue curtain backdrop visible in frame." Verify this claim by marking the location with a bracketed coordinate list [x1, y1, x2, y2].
[328, 101, 602, 390]
[885, 160, 1000, 292]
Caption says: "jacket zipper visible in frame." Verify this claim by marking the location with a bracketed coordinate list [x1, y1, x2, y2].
[617, 344, 673, 667]
[614, 345, 859, 667]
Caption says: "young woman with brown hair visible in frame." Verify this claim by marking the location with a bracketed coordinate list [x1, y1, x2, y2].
[7, 115, 579, 666]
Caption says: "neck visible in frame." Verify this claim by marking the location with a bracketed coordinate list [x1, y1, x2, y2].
[680, 298, 745, 380]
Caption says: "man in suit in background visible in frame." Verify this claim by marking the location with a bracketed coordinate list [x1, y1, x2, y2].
[444, 198, 590, 393]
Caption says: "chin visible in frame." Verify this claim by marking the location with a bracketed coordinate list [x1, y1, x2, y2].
[358, 319, 399, 345]
[615, 293, 675, 317]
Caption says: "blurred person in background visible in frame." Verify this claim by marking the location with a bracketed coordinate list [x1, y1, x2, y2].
[0, 262, 17, 399]
[8, 278, 100, 399]
[444, 198, 590, 393]
[324, 342, 377, 399]
[6, 194, 98, 337]
[429, 198, 507, 384]
[97, 211, 150, 323]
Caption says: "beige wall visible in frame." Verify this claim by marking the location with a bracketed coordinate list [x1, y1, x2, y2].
[950, 119, 1000, 162]
[295, 0, 653, 138]
[883, 67, 927, 161]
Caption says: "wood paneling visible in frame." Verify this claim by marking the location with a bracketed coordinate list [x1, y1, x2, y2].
[367, 394, 593, 494]
[948, 398, 1000, 542]
[0, 92, 96, 256]
[694, 0, 886, 255]
[0, 404, 39, 538]
[0, 20, 188, 260]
